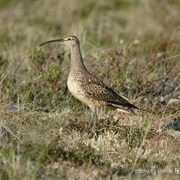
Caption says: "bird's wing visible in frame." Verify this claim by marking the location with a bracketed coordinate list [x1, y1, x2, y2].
[82, 74, 138, 110]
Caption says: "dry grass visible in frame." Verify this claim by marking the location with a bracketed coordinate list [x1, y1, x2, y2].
[0, 0, 179, 179]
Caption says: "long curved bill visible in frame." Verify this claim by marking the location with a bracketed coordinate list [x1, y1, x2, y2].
[39, 39, 64, 47]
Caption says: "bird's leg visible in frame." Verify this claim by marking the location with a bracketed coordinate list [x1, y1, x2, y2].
[91, 108, 98, 132]
[88, 108, 97, 130]
[88, 107, 98, 136]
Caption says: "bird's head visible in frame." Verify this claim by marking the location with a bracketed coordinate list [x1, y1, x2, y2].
[40, 35, 80, 47]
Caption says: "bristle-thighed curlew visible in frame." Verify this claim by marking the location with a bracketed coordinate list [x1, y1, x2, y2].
[40, 35, 139, 134]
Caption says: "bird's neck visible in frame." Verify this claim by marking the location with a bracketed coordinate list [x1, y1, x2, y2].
[70, 45, 87, 72]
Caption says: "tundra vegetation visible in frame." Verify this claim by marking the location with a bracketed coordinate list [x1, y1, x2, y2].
[0, 0, 179, 179]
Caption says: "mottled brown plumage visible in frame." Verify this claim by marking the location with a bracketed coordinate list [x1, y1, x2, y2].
[40, 35, 139, 133]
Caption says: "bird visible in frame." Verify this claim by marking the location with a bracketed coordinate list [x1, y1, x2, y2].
[40, 35, 139, 134]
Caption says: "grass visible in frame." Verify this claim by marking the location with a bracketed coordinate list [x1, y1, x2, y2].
[0, 0, 179, 179]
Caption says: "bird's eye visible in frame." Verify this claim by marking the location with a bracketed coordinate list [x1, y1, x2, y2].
[67, 38, 71, 40]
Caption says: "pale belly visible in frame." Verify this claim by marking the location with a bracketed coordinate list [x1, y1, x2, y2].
[67, 77, 86, 103]
[67, 76, 104, 110]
